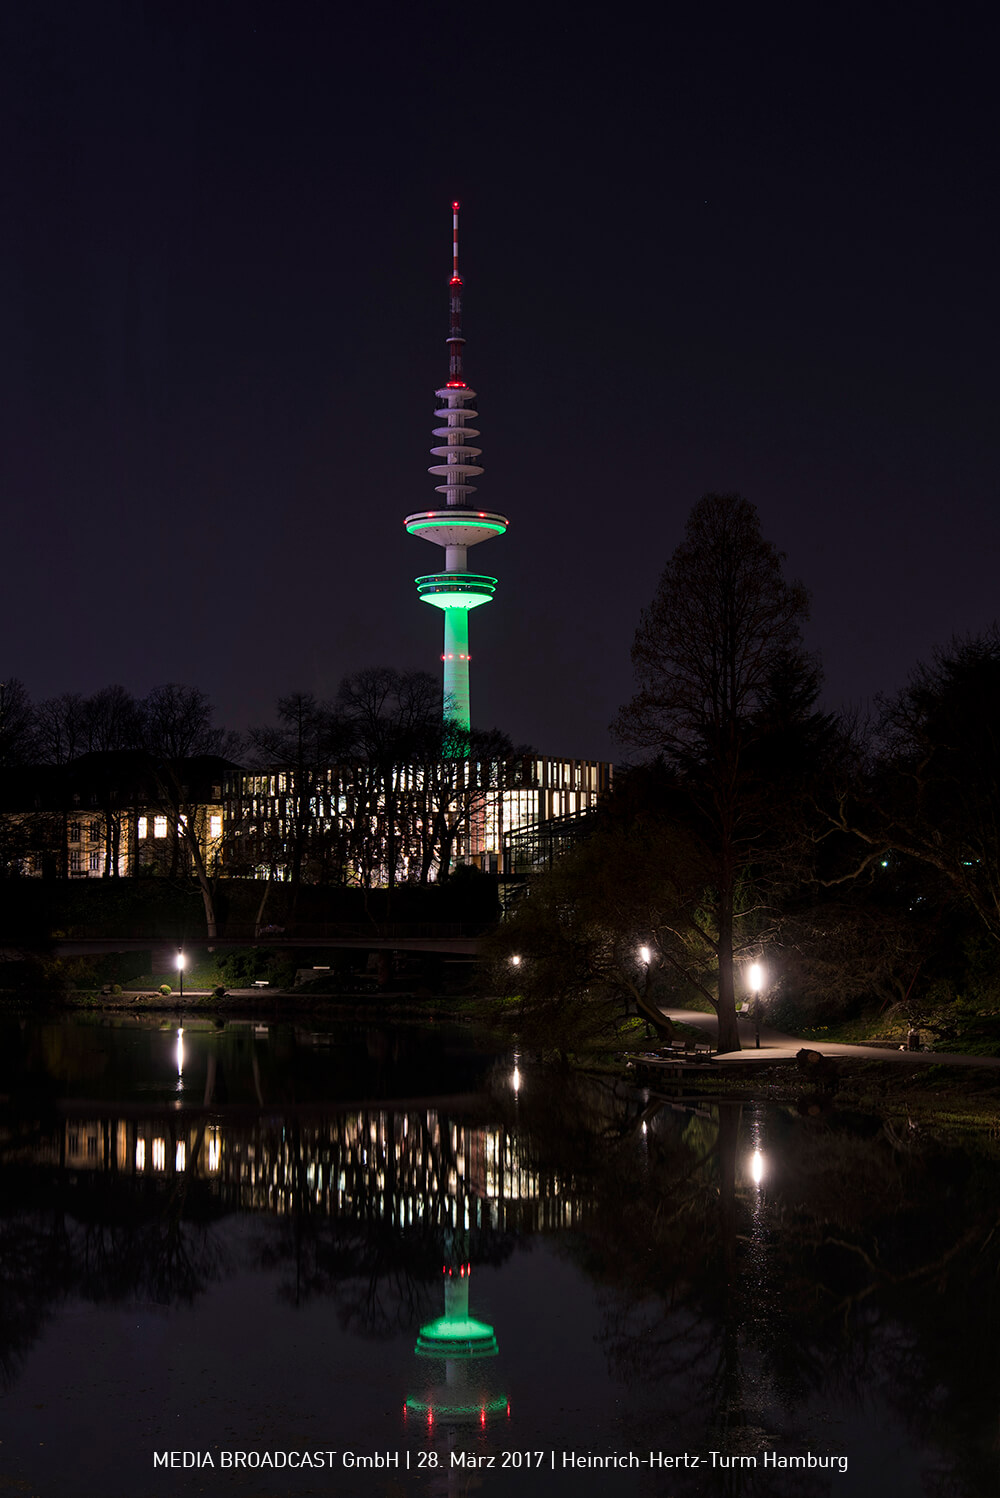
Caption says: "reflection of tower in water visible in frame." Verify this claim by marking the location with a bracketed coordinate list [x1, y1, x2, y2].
[405, 1244, 509, 1494]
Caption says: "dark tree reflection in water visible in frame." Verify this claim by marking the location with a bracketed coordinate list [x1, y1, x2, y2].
[509, 1080, 1000, 1498]
[0, 1117, 228, 1391]
[1, 1021, 999, 1496]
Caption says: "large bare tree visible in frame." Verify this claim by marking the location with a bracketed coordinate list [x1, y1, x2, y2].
[614, 493, 817, 1052]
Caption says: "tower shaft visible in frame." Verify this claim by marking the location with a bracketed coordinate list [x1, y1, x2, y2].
[443, 610, 470, 730]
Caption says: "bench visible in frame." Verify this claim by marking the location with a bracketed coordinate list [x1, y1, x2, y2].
[665, 1039, 714, 1062]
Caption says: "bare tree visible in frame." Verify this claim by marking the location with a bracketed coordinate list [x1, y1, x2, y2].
[246, 692, 354, 906]
[81, 685, 144, 755]
[0, 680, 37, 767]
[139, 683, 242, 936]
[414, 725, 518, 883]
[614, 494, 817, 1052]
[34, 693, 89, 766]
[335, 668, 441, 892]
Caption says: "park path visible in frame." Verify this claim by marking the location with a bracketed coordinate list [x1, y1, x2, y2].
[659, 1008, 1000, 1071]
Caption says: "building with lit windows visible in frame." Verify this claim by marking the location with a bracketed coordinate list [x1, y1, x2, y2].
[225, 754, 610, 884]
[0, 752, 230, 879]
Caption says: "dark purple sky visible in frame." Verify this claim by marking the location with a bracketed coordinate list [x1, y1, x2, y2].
[1, 1, 996, 763]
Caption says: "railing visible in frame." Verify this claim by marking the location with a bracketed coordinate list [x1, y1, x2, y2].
[54, 921, 491, 943]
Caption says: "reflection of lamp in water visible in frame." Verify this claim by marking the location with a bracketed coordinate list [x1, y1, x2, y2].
[750, 1148, 765, 1187]
[511, 1049, 521, 1094]
[176, 1027, 184, 1079]
[405, 1263, 507, 1428]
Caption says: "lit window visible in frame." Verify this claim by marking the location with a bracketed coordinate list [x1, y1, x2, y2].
[135, 1139, 146, 1171]
[152, 1139, 165, 1171]
[88, 820, 101, 842]
[69, 850, 82, 872]
[68, 822, 80, 842]
[175, 1140, 186, 1172]
[210, 815, 222, 839]
[89, 851, 100, 872]
[154, 816, 168, 839]
[137, 816, 147, 839]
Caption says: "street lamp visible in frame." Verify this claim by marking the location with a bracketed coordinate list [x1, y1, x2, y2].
[748, 961, 765, 1050]
[638, 945, 651, 966]
[176, 946, 185, 1000]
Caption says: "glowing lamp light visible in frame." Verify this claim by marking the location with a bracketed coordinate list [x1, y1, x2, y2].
[751, 1149, 765, 1187]
[748, 962, 765, 993]
[510, 954, 521, 967]
[639, 945, 651, 965]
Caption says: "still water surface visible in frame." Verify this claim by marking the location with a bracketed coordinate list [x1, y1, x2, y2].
[1, 1015, 997, 1498]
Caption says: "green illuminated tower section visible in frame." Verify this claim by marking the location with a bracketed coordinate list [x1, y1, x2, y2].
[405, 1261, 507, 1427]
[405, 203, 508, 736]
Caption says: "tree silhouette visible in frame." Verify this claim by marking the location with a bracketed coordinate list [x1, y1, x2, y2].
[614, 494, 823, 1051]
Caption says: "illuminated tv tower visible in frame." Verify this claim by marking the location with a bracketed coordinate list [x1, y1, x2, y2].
[405, 203, 508, 738]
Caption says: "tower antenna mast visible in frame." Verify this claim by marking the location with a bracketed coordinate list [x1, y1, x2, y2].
[448, 200, 464, 384]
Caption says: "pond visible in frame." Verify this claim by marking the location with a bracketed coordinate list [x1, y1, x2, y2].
[0, 1014, 998, 1497]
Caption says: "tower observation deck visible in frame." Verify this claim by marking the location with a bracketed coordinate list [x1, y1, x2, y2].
[405, 203, 508, 739]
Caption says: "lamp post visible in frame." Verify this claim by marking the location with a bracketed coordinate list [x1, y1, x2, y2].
[176, 946, 185, 1000]
[748, 961, 765, 1050]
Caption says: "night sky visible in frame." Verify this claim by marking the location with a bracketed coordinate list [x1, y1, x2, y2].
[1, 1, 996, 763]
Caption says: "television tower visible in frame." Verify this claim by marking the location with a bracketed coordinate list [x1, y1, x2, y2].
[405, 202, 508, 738]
